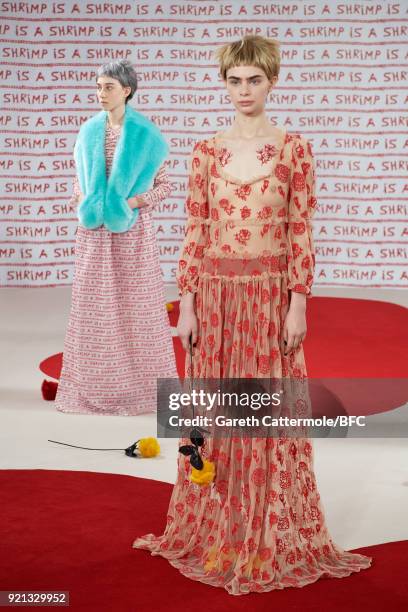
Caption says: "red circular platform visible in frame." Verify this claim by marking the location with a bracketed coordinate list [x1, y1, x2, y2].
[40, 297, 408, 417]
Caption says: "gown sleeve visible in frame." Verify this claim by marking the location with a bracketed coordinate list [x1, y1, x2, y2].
[69, 174, 82, 208]
[176, 141, 210, 297]
[287, 135, 318, 296]
[136, 163, 173, 211]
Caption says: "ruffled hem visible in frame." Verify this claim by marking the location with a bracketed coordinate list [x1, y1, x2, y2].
[55, 403, 157, 416]
[133, 535, 372, 596]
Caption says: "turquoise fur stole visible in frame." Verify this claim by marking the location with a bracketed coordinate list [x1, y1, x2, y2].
[74, 104, 169, 233]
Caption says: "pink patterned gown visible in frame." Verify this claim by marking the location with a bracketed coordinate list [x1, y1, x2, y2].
[132, 132, 372, 593]
[55, 123, 178, 416]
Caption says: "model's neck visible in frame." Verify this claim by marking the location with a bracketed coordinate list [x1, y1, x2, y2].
[231, 111, 271, 139]
[107, 104, 126, 128]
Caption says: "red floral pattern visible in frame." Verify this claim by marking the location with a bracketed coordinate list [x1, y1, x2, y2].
[234, 228, 251, 245]
[257, 143, 278, 164]
[134, 133, 372, 594]
[234, 184, 251, 201]
[275, 163, 290, 183]
[219, 198, 236, 216]
[217, 147, 232, 167]
[240, 205, 251, 220]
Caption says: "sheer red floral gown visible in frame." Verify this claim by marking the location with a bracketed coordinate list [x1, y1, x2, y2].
[133, 131, 372, 595]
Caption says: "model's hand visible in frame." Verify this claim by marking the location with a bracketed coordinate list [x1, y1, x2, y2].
[282, 293, 307, 354]
[127, 196, 149, 209]
[177, 294, 198, 351]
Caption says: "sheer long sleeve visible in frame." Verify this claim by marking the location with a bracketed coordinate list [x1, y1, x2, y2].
[176, 141, 210, 296]
[136, 163, 172, 211]
[69, 174, 82, 209]
[287, 135, 318, 295]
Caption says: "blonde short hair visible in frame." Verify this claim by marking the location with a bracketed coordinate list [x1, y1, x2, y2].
[215, 35, 280, 81]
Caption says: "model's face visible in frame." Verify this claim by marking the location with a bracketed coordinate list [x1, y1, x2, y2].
[225, 65, 278, 116]
[96, 76, 130, 110]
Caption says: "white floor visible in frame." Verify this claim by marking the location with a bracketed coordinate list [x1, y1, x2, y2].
[0, 285, 407, 553]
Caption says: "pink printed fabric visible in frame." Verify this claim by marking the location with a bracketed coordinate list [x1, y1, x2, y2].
[132, 134, 372, 594]
[55, 124, 178, 416]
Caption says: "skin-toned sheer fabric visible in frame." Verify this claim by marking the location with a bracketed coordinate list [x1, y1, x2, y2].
[133, 133, 372, 594]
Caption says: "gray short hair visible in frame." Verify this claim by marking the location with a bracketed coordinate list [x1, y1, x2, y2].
[96, 59, 138, 103]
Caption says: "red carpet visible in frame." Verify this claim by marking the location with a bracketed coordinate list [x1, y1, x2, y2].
[2, 469, 407, 611]
[40, 297, 408, 416]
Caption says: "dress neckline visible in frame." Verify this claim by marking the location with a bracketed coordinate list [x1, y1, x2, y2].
[214, 129, 286, 143]
[210, 130, 289, 186]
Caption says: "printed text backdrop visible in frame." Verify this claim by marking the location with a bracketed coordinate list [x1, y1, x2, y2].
[0, 0, 407, 288]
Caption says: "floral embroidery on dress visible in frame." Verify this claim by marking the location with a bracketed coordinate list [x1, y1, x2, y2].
[275, 163, 290, 183]
[217, 147, 233, 167]
[234, 184, 251, 200]
[240, 205, 251, 220]
[256, 143, 278, 164]
[256, 206, 273, 221]
[234, 228, 251, 246]
[219, 198, 235, 216]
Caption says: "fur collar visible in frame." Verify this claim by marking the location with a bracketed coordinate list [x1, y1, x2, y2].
[74, 104, 168, 233]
